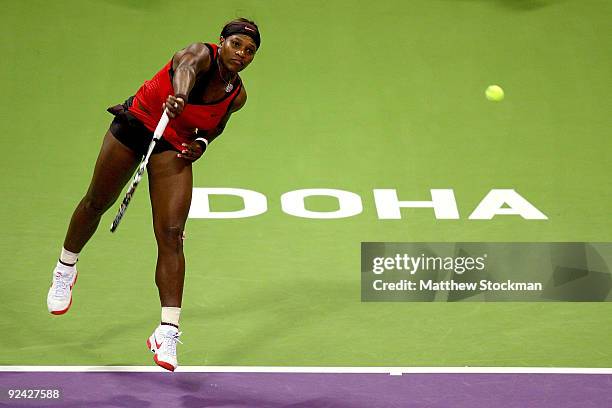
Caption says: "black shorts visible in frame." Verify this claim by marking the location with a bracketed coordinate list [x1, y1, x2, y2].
[107, 97, 177, 157]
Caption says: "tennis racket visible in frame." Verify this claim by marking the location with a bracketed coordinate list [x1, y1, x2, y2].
[110, 109, 170, 232]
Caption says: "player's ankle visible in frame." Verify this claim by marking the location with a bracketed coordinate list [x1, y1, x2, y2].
[59, 247, 79, 266]
[161, 306, 181, 328]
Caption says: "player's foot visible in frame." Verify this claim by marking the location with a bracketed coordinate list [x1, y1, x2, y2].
[146, 324, 182, 372]
[47, 262, 78, 315]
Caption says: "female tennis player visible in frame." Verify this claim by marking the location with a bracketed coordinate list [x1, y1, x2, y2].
[46, 18, 260, 371]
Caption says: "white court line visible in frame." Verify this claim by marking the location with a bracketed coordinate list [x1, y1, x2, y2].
[1, 366, 612, 375]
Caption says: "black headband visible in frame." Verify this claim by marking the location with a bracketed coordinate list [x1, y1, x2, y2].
[221, 22, 261, 49]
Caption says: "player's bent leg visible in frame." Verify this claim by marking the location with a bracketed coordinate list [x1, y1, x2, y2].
[64, 131, 140, 252]
[146, 149, 192, 371]
[47, 131, 140, 315]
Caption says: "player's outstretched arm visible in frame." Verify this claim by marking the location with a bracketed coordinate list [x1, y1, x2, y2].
[165, 43, 212, 118]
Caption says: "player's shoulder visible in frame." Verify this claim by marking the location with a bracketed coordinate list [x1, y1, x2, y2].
[181, 42, 211, 56]
[173, 43, 212, 72]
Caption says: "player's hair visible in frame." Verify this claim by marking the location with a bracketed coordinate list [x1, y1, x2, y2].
[223, 17, 259, 31]
[220, 18, 261, 48]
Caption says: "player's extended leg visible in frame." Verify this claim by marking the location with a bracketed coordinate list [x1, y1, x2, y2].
[64, 131, 140, 252]
[48, 131, 140, 315]
[146, 150, 192, 371]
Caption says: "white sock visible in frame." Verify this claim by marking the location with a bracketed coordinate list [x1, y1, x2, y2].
[161, 307, 181, 327]
[59, 247, 79, 266]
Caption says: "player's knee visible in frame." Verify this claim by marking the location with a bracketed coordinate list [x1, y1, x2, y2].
[155, 225, 184, 251]
[82, 193, 114, 215]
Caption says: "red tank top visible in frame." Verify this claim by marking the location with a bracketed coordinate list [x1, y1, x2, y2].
[128, 43, 241, 150]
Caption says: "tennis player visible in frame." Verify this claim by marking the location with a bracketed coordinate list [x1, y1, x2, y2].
[46, 18, 260, 371]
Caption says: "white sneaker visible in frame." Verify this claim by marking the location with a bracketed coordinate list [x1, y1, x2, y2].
[47, 262, 78, 315]
[146, 324, 182, 372]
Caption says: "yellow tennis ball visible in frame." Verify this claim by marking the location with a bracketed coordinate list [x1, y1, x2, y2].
[485, 85, 504, 102]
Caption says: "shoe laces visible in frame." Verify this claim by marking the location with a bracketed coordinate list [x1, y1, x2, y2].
[159, 330, 183, 355]
[52, 270, 74, 298]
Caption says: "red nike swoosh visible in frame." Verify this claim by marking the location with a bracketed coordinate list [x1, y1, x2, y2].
[155, 336, 162, 349]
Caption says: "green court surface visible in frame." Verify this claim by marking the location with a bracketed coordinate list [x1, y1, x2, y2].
[1, 0, 610, 367]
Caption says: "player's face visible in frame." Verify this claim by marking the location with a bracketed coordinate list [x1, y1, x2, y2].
[219, 34, 257, 72]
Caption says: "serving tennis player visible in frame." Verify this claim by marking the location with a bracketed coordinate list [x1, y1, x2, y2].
[46, 18, 261, 372]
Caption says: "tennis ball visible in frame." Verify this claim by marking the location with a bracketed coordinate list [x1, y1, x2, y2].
[485, 85, 504, 102]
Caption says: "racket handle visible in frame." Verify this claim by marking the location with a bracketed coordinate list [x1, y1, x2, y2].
[140, 109, 169, 162]
[153, 109, 170, 140]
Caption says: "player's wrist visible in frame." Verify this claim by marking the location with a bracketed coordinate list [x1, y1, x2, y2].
[174, 93, 188, 103]
[195, 137, 208, 152]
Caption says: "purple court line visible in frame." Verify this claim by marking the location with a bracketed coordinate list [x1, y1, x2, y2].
[1, 372, 612, 408]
